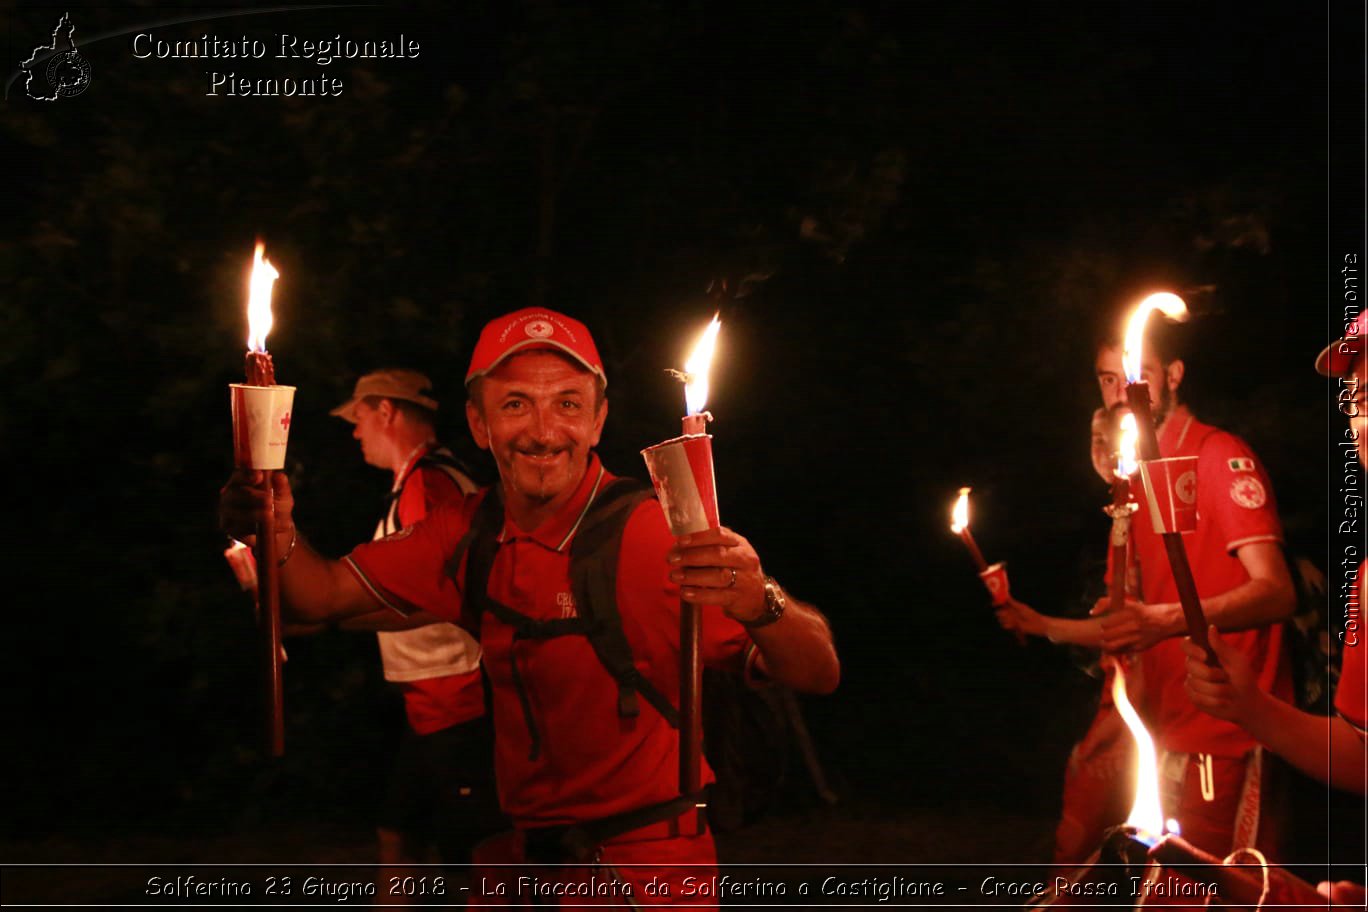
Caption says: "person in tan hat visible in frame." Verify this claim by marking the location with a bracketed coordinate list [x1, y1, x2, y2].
[329, 369, 442, 467]
[326, 370, 502, 892]
[222, 308, 839, 907]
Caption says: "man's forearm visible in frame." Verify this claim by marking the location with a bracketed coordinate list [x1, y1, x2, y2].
[1159, 576, 1295, 639]
[276, 531, 378, 624]
[1044, 616, 1105, 648]
[749, 598, 839, 694]
[1240, 692, 1366, 794]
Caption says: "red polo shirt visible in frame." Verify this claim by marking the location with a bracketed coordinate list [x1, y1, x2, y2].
[1126, 406, 1291, 756]
[345, 454, 750, 826]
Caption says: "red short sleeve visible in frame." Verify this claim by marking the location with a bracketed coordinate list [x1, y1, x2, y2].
[345, 497, 475, 621]
[1196, 432, 1282, 555]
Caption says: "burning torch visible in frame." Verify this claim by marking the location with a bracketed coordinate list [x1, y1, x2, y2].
[950, 488, 1012, 609]
[1105, 414, 1140, 615]
[1121, 294, 1213, 660]
[641, 315, 722, 797]
[1061, 299, 1204, 906]
[1108, 658, 1324, 908]
[1047, 657, 1325, 910]
[1077, 656, 1175, 904]
[229, 241, 294, 756]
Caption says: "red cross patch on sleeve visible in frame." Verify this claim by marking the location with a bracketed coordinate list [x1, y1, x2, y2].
[1230, 476, 1267, 509]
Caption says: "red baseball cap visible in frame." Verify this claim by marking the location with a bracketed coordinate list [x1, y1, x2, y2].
[1316, 310, 1367, 377]
[465, 308, 607, 386]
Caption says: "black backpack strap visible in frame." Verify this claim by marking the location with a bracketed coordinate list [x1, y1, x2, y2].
[570, 478, 681, 729]
[443, 476, 680, 762]
[445, 485, 601, 760]
[450, 485, 600, 637]
[445, 487, 550, 760]
[418, 447, 475, 482]
[444, 486, 505, 600]
[389, 446, 474, 533]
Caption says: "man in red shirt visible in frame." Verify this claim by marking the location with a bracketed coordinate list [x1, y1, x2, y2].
[222, 308, 840, 907]
[1183, 310, 1366, 904]
[1091, 325, 1296, 855]
[327, 369, 501, 886]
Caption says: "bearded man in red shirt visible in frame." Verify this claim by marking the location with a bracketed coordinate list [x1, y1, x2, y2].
[1091, 321, 1296, 856]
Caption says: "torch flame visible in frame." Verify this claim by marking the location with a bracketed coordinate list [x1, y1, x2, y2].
[1122, 292, 1188, 383]
[1110, 659, 1165, 836]
[1116, 413, 1139, 478]
[247, 242, 280, 353]
[950, 487, 971, 534]
[683, 314, 721, 416]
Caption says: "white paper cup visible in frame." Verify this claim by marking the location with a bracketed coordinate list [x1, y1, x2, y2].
[641, 434, 720, 536]
[230, 384, 296, 470]
[1138, 456, 1199, 534]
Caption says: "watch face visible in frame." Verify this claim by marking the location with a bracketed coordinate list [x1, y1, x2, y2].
[763, 578, 786, 613]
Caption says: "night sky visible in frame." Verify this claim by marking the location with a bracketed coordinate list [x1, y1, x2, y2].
[4, 0, 1362, 894]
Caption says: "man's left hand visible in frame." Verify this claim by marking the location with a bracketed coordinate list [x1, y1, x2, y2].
[668, 526, 767, 623]
[1091, 596, 1178, 652]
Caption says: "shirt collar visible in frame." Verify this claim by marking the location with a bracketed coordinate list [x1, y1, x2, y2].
[496, 453, 609, 552]
[392, 442, 436, 492]
[1158, 404, 1194, 455]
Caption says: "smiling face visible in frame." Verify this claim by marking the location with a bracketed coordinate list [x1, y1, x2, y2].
[466, 351, 607, 524]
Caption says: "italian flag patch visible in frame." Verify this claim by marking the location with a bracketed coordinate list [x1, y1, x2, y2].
[1228, 457, 1255, 472]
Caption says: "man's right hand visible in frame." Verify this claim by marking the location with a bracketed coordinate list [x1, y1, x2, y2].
[995, 597, 1048, 638]
[1091, 595, 1184, 653]
[1182, 625, 1264, 726]
[220, 469, 294, 544]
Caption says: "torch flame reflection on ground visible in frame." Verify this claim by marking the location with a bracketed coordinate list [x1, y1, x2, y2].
[683, 314, 721, 417]
[247, 242, 280, 354]
[1109, 659, 1165, 838]
[1122, 292, 1188, 384]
